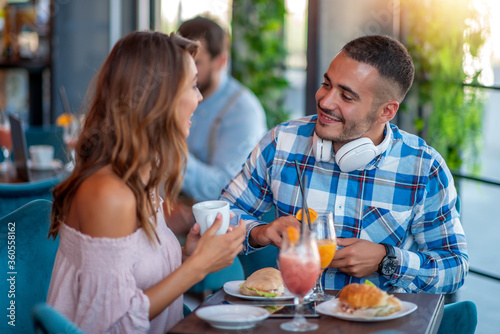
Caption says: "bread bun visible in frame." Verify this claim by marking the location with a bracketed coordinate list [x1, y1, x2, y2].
[338, 283, 402, 317]
[240, 267, 285, 297]
[339, 283, 387, 308]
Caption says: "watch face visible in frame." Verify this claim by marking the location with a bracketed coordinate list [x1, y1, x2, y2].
[382, 258, 398, 275]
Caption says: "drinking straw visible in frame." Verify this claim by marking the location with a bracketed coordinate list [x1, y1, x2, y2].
[294, 160, 312, 230]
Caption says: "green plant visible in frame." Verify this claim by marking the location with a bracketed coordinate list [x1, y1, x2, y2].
[231, 0, 290, 128]
[401, 0, 488, 171]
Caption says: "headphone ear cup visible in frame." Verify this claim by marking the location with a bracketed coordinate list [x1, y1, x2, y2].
[335, 138, 377, 172]
[320, 138, 332, 162]
[313, 132, 333, 162]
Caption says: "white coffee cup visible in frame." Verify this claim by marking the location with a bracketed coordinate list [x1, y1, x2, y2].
[192, 200, 230, 235]
[29, 145, 54, 167]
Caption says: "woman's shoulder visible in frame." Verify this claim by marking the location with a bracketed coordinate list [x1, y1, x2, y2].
[69, 167, 138, 238]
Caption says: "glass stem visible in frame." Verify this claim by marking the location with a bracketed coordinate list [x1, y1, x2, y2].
[314, 269, 324, 294]
[293, 296, 306, 325]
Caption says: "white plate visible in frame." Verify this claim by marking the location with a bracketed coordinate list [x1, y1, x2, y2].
[223, 280, 295, 300]
[316, 299, 418, 322]
[196, 305, 269, 330]
[28, 159, 63, 170]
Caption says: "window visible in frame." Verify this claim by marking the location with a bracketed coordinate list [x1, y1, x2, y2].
[159, 0, 231, 34]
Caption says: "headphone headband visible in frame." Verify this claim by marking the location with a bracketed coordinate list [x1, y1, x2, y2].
[313, 122, 392, 172]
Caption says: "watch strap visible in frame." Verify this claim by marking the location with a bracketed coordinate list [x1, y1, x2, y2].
[381, 243, 396, 258]
[378, 243, 397, 275]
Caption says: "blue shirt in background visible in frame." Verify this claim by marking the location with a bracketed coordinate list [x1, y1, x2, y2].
[183, 74, 267, 201]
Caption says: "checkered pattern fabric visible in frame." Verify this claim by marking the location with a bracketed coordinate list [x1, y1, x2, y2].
[221, 115, 468, 294]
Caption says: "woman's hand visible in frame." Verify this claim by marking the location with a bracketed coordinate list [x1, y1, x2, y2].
[182, 222, 202, 261]
[185, 213, 246, 275]
[183, 213, 246, 274]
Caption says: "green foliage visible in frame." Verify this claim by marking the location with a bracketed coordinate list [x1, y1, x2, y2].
[401, 0, 488, 171]
[231, 0, 290, 128]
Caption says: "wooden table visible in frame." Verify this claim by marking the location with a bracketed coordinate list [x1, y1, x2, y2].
[169, 289, 444, 334]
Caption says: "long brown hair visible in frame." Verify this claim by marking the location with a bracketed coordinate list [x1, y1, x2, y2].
[49, 31, 199, 242]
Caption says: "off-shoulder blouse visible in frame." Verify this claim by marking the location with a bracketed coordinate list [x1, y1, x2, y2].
[47, 207, 183, 333]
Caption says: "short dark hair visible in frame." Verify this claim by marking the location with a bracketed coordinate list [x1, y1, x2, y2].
[342, 35, 415, 101]
[178, 16, 227, 59]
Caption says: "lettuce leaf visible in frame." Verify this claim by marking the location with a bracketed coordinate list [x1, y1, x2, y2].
[239, 285, 279, 297]
[364, 280, 375, 287]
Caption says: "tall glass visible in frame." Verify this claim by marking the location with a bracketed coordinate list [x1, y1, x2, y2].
[279, 228, 321, 332]
[57, 113, 80, 170]
[0, 110, 12, 171]
[308, 211, 337, 301]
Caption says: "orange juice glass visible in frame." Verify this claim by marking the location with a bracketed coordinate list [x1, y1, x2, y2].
[317, 239, 337, 269]
[307, 211, 336, 301]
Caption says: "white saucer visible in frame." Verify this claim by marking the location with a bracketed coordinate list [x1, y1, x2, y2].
[196, 305, 269, 330]
[28, 159, 63, 170]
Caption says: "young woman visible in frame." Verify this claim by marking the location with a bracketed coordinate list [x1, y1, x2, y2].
[47, 31, 246, 333]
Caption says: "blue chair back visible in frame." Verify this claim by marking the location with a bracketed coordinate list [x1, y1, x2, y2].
[0, 199, 58, 333]
[0, 174, 66, 218]
[437, 301, 477, 334]
[32, 303, 84, 334]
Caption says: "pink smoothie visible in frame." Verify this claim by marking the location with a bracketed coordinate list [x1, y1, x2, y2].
[279, 253, 320, 297]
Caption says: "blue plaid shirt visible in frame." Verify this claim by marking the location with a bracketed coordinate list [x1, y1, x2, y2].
[221, 116, 468, 294]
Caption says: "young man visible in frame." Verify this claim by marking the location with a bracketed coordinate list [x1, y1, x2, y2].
[221, 35, 468, 294]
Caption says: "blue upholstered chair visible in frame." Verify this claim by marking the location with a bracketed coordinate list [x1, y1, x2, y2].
[32, 303, 84, 334]
[437, 301, 477, 334]
[0, 199, 58, 333]
[0, 174, 66, 218]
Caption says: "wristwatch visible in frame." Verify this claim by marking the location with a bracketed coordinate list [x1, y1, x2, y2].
[378, 243, 398, 276]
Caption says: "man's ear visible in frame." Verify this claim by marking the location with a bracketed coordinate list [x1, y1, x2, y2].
[213, 51, 228, 71]
[380, 100, 399, 122]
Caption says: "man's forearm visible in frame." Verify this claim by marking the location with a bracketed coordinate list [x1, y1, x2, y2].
[389, 247, 468, 293]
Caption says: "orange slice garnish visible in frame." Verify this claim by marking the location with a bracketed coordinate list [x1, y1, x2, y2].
[296, 208, 318, 223]
[286, 226, 300, 244]
[56, 113, 75, 127]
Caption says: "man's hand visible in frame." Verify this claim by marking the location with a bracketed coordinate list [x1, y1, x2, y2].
[329, 238, 386, 278]
[249, 215, 301, 248]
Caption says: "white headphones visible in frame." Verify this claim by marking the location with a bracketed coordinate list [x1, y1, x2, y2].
[312, 122, 392, 172]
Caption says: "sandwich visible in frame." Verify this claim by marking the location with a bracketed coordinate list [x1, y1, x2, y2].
[240, 267, 285, 298]
[337, 282, 402, 317]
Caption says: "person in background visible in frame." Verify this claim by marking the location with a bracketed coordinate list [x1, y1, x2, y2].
[47, 31, 246, 333]
[167, 16, 267, 234]
[221, 34, 468, 294]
